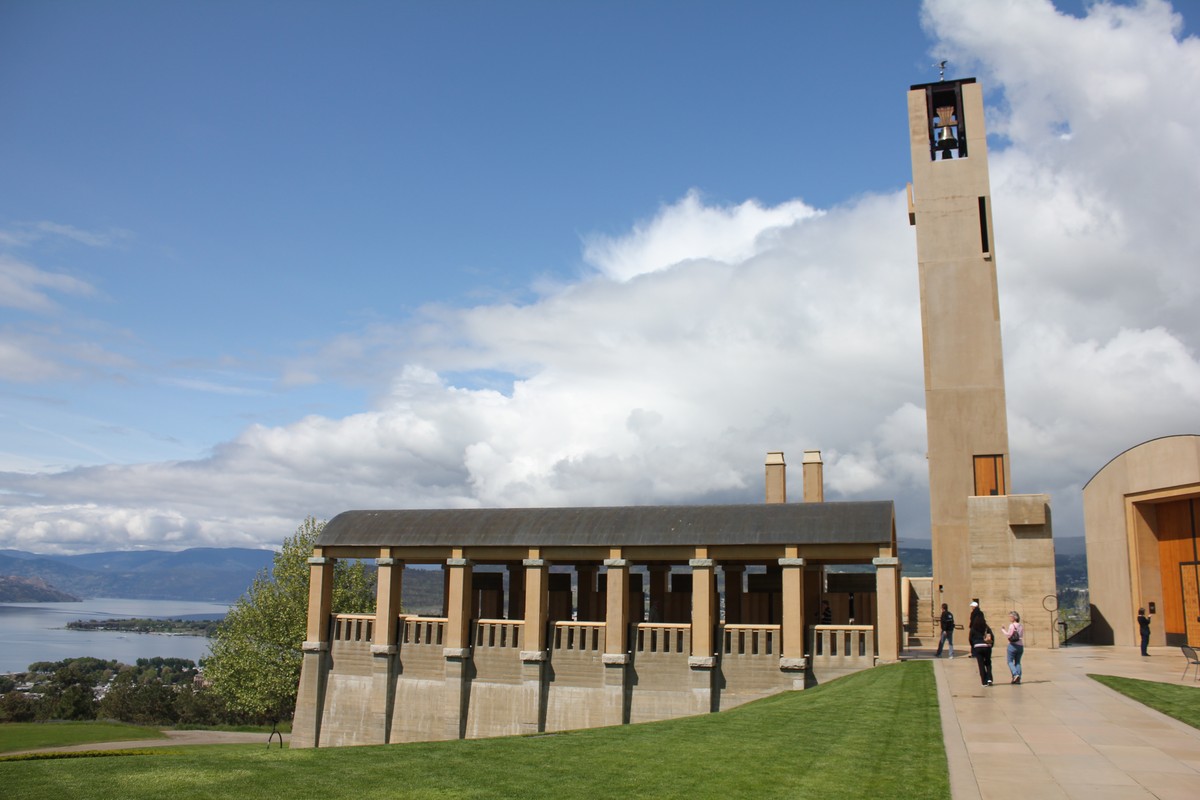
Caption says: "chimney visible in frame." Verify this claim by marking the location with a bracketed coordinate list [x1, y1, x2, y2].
[802, 450, 824, 503]
[765, 451, 786, 504]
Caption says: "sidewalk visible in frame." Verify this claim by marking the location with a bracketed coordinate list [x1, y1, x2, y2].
[928, 645, 1200, 799]
[3, 729, 289, 756]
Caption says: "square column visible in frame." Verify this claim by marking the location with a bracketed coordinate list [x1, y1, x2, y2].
[723, 565, 744, 624]
[602, 554, 631, 726]
[576, 564, 598, 621]
[294, 553, 336, 748]
[689, 556, 716, 665]
[519, 553, 549, 734]
[779, 554, 807, 674]
[507, 562, 525, 621]
[647, 564, 669, 622]
[368, 555, 404, 744]
[873, 557, 902, 663]
[443, 554, 473, 740]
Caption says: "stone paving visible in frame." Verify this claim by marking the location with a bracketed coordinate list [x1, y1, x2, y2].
[928, 644, 1200, 799]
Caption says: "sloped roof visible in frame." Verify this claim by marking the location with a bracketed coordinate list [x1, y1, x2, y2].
[317, 502, 895, 548]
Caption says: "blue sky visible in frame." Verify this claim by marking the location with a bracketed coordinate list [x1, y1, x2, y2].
[3, 0, 1200, 553]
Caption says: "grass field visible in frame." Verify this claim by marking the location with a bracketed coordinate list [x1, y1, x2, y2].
[0, 721, 166, 754]
[1089, 673, 1200, 730]
[0, 661, 948, 800]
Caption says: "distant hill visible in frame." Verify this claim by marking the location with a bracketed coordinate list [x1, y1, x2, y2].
[0, 547, 275, 603]
[0, 575, 81, 602]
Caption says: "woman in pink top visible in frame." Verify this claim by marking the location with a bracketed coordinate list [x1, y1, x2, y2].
[1001, 611, 1024, 684]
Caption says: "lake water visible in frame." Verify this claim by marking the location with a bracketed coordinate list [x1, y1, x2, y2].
[0, 598, 228, 674]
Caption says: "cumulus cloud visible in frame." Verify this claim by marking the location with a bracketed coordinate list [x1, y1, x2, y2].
[2, 0, 1200, 553]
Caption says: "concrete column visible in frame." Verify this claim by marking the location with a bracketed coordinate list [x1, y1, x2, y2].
[507, 562, 525, 621]
[765, 451, 787, 504]
[602, 553, 630, 727]
[802, 450, 824, 503]
[647, 564, 669, 622]
[577, 564, 598, 621]
[369, 554, 403, 744]
[521, 556, 550, 656]
[519, 553, 549, 734]
[689, 556, 717, 664]
[294, 553, 336, 748]
[874, 557, 902, 663]
[723, 564, 744, 624]
[443, 554, 473, 740]
[374, 555, 404, 648]
[779, 554, 807, 673]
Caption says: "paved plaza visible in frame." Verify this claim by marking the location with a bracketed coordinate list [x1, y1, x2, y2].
[929, 644, 1200, 799]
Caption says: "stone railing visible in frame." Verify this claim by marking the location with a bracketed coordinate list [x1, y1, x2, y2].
[402, 616, 447, 647]
[552, 621, 605, 652]
[330, 613, 375, 643]
[634, 622, 690, 655]
[809, 624, 875, 664]
[474, 619, 523, 649]
[720, 624, 780, 657]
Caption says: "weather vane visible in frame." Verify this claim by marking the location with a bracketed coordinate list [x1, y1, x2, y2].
[934, 60, 948, 81]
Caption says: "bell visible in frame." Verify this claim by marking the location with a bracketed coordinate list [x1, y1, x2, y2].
[935, 105, 958, 159]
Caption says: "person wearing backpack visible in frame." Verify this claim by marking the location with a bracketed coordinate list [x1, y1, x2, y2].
[935, 603, 956, 658]
[969, 613, 994, 686]
[1001, 611, 1024, 684]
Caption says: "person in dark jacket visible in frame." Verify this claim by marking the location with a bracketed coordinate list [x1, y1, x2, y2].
[1137, 608, 1151, 656]
[935, 603, 956, 658]
[969, 613, 994, 686]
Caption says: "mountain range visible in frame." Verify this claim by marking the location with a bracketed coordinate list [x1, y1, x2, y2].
[0, 547, 275, 603]
[0, 536, 1088, 605]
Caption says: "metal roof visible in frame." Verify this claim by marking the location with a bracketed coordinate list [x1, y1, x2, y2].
[317, 502, 895, 549]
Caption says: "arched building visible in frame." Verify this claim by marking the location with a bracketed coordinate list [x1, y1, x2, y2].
[1083, 434, 1200, 647]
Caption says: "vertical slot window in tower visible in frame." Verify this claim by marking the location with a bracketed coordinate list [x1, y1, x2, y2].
[973, 455, 1006, 497]
[978, 196, 991, 257]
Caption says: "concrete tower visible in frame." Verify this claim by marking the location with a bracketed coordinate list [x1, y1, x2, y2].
[907, 78, 1056, 641]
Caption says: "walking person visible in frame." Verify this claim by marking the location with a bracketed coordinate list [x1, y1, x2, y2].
[1001, 611, 1024, 684]
[969, 613, 994, 686]
[967, 600, 981, 657]
[935, 602, 955, 658]
[1137, 607, 1151, 656]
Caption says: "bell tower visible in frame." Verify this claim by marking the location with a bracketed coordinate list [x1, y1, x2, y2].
[907, 78, 1055, 638]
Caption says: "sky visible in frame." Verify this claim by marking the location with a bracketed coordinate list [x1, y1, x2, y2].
[2, 0, 1199, 555]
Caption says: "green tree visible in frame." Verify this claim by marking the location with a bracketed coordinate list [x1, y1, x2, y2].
[203, 516, 375, 721]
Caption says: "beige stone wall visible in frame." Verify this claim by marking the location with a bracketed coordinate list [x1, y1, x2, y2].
[967, 495, 1056, 647]
[1083, 435, 1200, 646]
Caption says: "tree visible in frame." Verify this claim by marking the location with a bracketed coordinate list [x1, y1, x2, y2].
[203, 516, 375, 721]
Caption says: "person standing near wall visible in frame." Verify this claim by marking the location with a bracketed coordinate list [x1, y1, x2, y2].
[935, 602, 955, 658]
[1137, 608, 1151, 656]
[1001, 611, 1024, 684]
[969, 613, 994, 686]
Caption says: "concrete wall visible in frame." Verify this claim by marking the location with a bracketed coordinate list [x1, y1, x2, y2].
[967, 494, 1056, 647]
[298, 616, 881, 747]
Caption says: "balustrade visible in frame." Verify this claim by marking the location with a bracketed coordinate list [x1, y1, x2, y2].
[721, 624, 779, 657]
[473, 619, 523, 649]
[810, 624, 875, 659]
[552, 621, 605, 652]
[634, 622, 690, 655]
[330, 613, 375, 643]
[402, 616, 447, 647]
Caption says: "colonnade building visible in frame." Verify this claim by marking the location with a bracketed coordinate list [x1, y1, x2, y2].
[292, 454, 901, 748]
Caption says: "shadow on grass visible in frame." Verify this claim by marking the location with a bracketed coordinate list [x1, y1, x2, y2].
[1, 661, 950, 800]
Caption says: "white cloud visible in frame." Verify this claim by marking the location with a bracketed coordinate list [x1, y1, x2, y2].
[3, 0, 1200, 553]
[0, 255, 95, 313]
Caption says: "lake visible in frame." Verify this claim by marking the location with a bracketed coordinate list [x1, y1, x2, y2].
[0, 598, 228, 674]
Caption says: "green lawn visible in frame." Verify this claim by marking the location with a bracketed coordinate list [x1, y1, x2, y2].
[0, 721, 166, 754]
[0, 661, 948, 800]
[1089, 674, 1200, 729]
